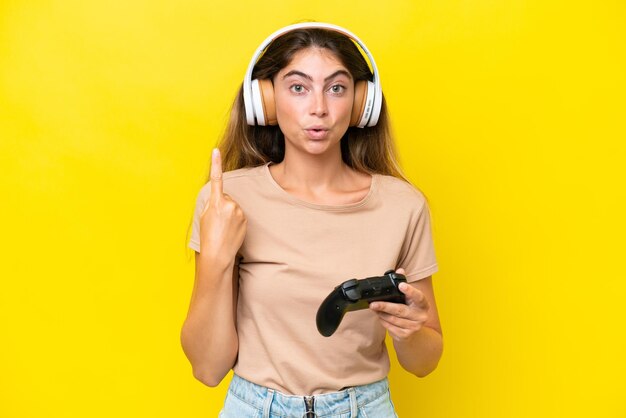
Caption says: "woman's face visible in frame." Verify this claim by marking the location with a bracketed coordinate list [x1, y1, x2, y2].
[273, 47, 354, 157]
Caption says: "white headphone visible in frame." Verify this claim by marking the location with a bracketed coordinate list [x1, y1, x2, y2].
[242, 22, 383, 128]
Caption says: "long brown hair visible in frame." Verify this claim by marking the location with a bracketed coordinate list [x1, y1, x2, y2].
[214, 27, 409, 181]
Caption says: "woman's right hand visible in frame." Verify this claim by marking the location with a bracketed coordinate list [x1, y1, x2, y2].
[199, 148, 247, 263]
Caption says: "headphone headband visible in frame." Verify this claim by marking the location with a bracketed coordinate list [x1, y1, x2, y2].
[243, 22, 382, 128]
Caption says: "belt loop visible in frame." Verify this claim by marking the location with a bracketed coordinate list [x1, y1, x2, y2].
[348, 387, 358, 417]
[263, 388, 274, 418]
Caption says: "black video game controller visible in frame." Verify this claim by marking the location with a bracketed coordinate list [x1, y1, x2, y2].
[316, 270, 407, 337]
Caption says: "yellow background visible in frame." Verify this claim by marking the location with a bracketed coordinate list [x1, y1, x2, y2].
[1, 1, 624, 417]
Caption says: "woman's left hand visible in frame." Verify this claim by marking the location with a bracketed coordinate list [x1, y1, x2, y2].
[369, 268, 430, 342]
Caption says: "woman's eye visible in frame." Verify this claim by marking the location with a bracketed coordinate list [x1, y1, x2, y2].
[290, 85, 305, 93]
[330, 85, 346, 94]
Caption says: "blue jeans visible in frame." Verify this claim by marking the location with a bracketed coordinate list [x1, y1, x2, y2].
[218, 374, 399, 418]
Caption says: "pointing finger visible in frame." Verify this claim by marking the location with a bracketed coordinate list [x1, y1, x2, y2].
[210, 148, 223, 201]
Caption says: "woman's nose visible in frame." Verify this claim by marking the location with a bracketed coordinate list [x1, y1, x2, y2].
[309, 90, 328, 117]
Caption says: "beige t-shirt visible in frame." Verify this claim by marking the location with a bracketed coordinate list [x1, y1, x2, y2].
[189, 162, 438, 395]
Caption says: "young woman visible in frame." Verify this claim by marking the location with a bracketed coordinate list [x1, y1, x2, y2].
[181, 22, 443, 417]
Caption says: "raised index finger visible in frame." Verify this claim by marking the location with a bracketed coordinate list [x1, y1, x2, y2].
[210, 148, 223, 200]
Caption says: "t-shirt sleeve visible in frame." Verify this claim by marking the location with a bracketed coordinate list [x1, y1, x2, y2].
[396, 198, 438, 282]
[188, 186, 209, 253]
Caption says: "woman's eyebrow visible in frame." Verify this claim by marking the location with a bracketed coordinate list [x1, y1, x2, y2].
[282, 70, 352, 82]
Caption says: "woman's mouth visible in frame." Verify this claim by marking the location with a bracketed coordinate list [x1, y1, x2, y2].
[304, 128, 329, 140]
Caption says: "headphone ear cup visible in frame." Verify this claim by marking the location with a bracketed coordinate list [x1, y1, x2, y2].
[250, 79, 266, 125]
[350, 80, 376, 127]
[350, 81, 368, 127]
[250, 79, 276, 126]
[258, 79, 277, 125]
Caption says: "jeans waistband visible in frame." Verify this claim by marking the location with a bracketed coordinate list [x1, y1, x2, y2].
[227, 374, 390, 417]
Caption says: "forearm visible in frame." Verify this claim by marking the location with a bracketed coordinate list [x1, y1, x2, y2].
[392, 325, 443, 377]
[180, 253, 238, 386]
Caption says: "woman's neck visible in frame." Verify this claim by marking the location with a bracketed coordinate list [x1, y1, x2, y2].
[268, 147, 372, 206]
[272, 152, 347, 191]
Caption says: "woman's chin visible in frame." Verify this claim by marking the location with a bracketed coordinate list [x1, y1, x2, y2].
[303, 141, 337, 155]
[284, 135, 342, 157]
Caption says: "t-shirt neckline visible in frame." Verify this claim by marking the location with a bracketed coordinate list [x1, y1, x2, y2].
[263, 162, 377, 211]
